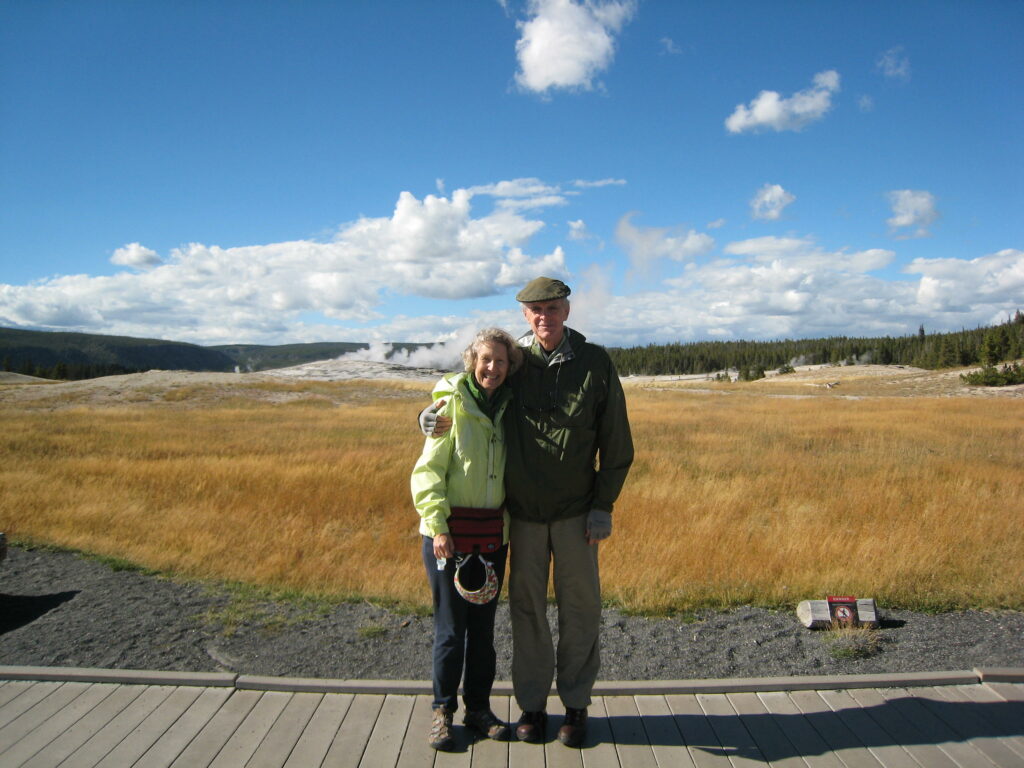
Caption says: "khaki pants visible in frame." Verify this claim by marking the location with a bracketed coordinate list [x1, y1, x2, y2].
[509, 514, 601, 711]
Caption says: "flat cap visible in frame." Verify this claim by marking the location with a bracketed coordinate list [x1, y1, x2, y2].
[515, 276, 571, 302]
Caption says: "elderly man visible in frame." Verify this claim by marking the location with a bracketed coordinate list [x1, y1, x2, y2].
[422, 276, 633, 747]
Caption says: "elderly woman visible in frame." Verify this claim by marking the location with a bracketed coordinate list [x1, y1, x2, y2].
[411, 327, 523, 751]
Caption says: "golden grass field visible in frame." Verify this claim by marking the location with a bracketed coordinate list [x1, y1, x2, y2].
[2, 367, 1022, 614]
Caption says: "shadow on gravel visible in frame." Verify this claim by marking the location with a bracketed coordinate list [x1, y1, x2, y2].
[0, 592, 79, 635]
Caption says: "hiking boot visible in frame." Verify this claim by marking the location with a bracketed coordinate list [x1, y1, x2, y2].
[464, 708, 510, 740]
[428, 707, 455, 751]
[515, 710, 547, 743]
[558, 707, 588, 748]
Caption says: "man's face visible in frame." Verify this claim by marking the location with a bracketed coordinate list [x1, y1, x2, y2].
[521, 299, 570, 351]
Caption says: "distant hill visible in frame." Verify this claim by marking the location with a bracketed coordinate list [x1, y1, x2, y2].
[211, 342, 370, 372]
[0, 327, 235, 379]
[0, 328, 435, 380]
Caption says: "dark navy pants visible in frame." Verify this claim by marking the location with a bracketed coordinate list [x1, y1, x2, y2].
[422, 536, 507, 712]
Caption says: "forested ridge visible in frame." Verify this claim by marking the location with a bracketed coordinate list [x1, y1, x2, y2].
[606, 311, 1024, 377]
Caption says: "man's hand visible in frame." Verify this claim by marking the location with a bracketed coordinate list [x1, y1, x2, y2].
[418, 399, 452, 437]
[585, 508, 612, 544]
[433, 532, 455, 559]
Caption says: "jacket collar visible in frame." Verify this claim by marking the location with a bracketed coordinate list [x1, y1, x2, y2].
[518, 327, 583, 367]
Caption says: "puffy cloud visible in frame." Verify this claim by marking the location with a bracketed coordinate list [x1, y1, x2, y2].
[110, 242, 161, 268]
[615, 213, 714, 270]
[887, 189, 938, 238]
[514, 0, 637, 94]
[725, 70, 840, 133]
[0, 181, 570, 344]
[750, 183, 796, 221]
[908, 249, 1024, 313]
[876, 46, 911, 81]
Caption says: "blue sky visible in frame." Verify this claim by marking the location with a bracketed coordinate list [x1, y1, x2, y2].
[1, 0, 1021, 359]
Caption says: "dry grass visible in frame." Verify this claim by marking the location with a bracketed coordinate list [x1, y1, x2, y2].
[2, 376, 1022, 614]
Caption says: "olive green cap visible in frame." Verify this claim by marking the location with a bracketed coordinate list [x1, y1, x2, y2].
[515, 276, 571, 302]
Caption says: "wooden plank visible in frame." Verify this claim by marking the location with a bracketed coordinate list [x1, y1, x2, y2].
[469, 694, 510, 767]
[875, 687, 999, 768]
[395, 694, 437, 768]
[18, 683, 146, 768]
[986, 682, 1024, 703]
[245, 692, 323, 768]
[954, 683, 1024, 755]
[788, 690, 882, 768]
[0, 683, 116, 768]
[0, 681, 91, 753]
[0, 682, 64, 729]
[817, 689, 920, 768]
[915, 685, 1024, 766]
[633, 694, 696, 768]
[581, 697, 623, 768]
[50, 684, 176, 768]
[207, 690, 293, 768]
[283, 693, 354, 768]
[0, 681, 35, 709]
[545, 699, 583, 768]
[507, 697, 554, 768]
[321, 693, 385, 768]
[168, 689, 262, 768]
[755, 691, 844, 768]
[695, 692, 765, 767]
[725, 691, 807, 767]
[665, 693, 733, 768]
[845, 687, 959, 768]
[91, 686, 204, 768]
[134, 687, 234, 768]
[603, 694, 655, 768]
[359, 693, 417, 768]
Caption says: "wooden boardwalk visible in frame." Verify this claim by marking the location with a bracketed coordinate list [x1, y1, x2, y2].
[0, 668, 1022, 767]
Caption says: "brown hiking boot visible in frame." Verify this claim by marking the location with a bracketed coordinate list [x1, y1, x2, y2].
[515, 710, 547, 743]
[464, 708, 510, 740]
[558, 707, 588, 748]
[428, 707, 455, 751]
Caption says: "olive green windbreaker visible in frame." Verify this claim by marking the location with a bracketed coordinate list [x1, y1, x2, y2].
[503, 327, 634, 523]
[410, 372, 512, 541]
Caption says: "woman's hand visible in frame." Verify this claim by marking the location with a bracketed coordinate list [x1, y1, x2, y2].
[433, 533, 455, 559]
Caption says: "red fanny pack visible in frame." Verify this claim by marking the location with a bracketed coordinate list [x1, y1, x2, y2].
[447, 506, 504, 555]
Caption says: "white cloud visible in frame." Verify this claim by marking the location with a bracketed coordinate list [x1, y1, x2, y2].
[907, 248, 1024, 313]
[615, 213, 714, 270]
[858, 94, 874, 112]
[110, 242, 161, 268]
[706, 218, 727, 230]
[725, 70, 840, 134]
[572, 177, 626, 188]
[568, 219, 590, 240]
[750, 183, 796, 221]
[876, 46, 911, 81]
[0, 182, 571, 344]
[887, 189, 938, 238]
[514, 0, 637, 95]
[660, 37, 681, 55]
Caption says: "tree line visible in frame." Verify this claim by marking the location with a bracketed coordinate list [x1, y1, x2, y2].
[606, 311, 1024, 378]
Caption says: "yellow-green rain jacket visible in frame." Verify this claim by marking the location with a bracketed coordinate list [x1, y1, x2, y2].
[410, 372, 512, 542]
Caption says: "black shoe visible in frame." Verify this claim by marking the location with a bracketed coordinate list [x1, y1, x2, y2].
[428, 707, 455, 751]
[558, 707, 588, 747]
[464, 708, 510, 740]
[515, 710, 548, 743]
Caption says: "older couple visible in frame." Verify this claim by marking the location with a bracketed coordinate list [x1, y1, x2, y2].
[410, 276, 634, 750]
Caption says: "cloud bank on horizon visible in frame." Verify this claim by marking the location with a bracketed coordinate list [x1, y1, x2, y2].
[0, 0, 1020, 351]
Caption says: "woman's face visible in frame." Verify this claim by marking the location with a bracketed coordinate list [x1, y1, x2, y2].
[473, 341, 509, 396]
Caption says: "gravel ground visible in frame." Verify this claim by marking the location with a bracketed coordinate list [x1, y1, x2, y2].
[2, 546, 1022, 681]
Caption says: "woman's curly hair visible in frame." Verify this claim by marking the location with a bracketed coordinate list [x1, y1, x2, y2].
[462, 327, 523, 376]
